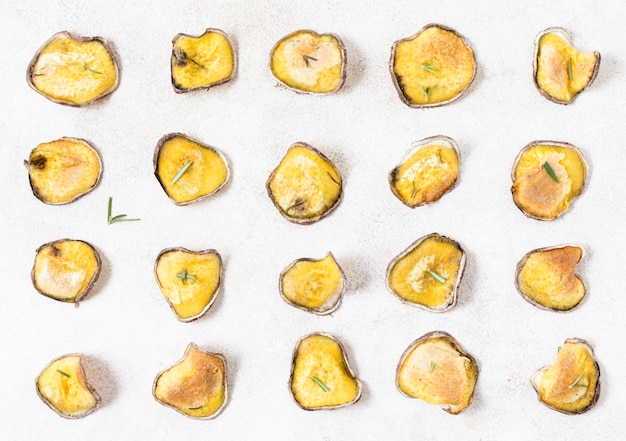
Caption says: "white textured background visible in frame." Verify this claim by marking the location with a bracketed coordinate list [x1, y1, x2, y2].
[1, 0, 624, 439]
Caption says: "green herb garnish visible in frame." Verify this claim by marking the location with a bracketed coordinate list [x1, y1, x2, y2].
[56, 369, 70, 378]
[567, 57, 573, 82]
[301, 54, 318, 68]
[429, 362, 437, 372]
[543, 161, 560, 183]
[188, 405, 203, 410]
[171, 160, 193, 185]
[310, 376, 329, 392]
[287, 199, 306, 211]
[326, 171, 340, 185]
[427, 269, 446, 284]
[173, 47, 205, 70]
[107, 197, 141, 224]
[410, 181, 416, 199]
[568, 372, 587, 389]
[422, 85, 437, 101]
[176, 267, 197, 285]
[83, 63, 102, 75]
[421, 61, 436, 73]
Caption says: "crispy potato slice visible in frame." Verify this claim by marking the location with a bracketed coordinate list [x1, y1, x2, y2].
[534, 28, 600, 105]
[154, 248, 222, 322]
[390, 24, 476, 108]
[511, 141, 587, 221]
[397, 331, 478, 414]
[531, 338, 600, 414]
[516, 245, 585, 311]
[32, 239, 101, 303]
[279, 252, 345, 315]
[171, 28, 235, 93]
[389, 136, 460, 208]
[270, 30, 346, 94]
[289, 333, 362, 410]
[386, 233, 465, 311]
[36, 354, 100, 419]
[266, 142, 342, 224]
[27, 31, 119, 106]
[154, 133, 230, 206]
[25, 137, 101, 205]
[153, 343, 227, 419]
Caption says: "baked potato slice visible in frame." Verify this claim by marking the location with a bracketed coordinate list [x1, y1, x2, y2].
[154, 248, 222, 322]
[270, 30, 346, 94]
[534, 28, 600, 105]
[396, 331, 478, 414]
[386, 233, 465, 311]
[531, 338, 600, 414]
[27, 31, 119, 106]
[25, 137, 101, 205]
[266, 142, 342, 224]
[279, 252, 345, 315]
[390, 24, 476, 108]
[32, 239, 101, 303]
[289, 333, 362, 410]
[389, 135, 460, 207]
[36, 354, 100, 419]
[171, 28, 235, 93]
[153, 343, 227, 419]
[154, 133, 230, 205]
[516, 245, 585, 311]
[511, 141, 587, 220]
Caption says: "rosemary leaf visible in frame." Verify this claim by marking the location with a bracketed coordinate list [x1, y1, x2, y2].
[422, 85, 437, 101]
[287, 199, 306, 211]
[429, 362, 437, 372]
[176, 267, 196, 284]
[171, 160, 193, 185]
[310, 376, 329, 392]
[567, 57, 573, 82]
[301, 54, 318, 68]
[107, 197, 141, 224]
[326, 171, 340, 185]
[427, 269, 447, 284]
[83, 64, 102, 75]
[56, 369, 70, 378]
[569, 372, 587, 389]
[543, 161, 560, 183]
[421, 61, 436, 73]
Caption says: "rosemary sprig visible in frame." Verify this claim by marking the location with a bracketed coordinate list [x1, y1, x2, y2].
[543, 161, 560, 184]
[83, 63, 102, 75]
[310, 376, 329, 392]
[422, 85, 437, 101]
[427, 269, 447, 284]
[326, 171, 340, 185]
[171, 160, 193, 185]
[287, 199, 306, 211]
[56, 369, 70, 378]
[173, 47, 205, 70]
[301, 54, 318, 68]
[421, 61, 436, 73]
[568, 372, 587, 389]
[176, 267, 197, 285]
[107, 197, 141, 224]
[567, 57, 573, 82]
[429, 361, 437, 372]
